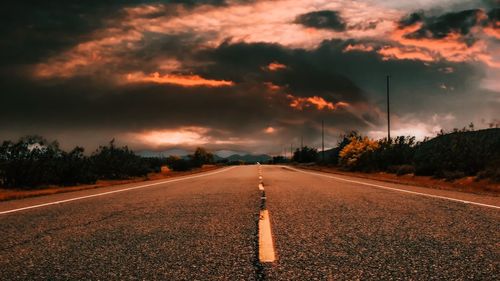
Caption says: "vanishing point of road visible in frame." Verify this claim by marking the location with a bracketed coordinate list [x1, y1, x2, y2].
[1, 165, 499, 280]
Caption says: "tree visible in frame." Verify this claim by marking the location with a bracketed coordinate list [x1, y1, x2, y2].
[167, 156, 193, 171]
[327, 131, 361, 165]
[90, 139, 149, 179]
[189, 147, 214, 168]
[292, 146, 318, 163]
[338, 136, 379, 171]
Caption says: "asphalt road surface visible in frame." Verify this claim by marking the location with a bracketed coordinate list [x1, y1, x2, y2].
[1, 165, 499, 280]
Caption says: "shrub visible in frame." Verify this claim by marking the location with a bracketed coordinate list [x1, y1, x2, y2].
[90, 139, 149, 179]
[414, 128, 500, 177]
[441, 170, 466, 181]
[327, 131, 361, 165]
[371, 136, 416, 171]
[388, 165, 415, 176]
[189, 147, 214, 168]
[168, 157, 193, 171]
[338, 137, 379, 171]
[292, 146, 318, 163]
[272, 156, 288, 164]
[0, 136, 96, 188]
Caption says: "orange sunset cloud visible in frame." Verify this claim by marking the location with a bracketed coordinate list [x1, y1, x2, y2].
[126, 72, 234, 87]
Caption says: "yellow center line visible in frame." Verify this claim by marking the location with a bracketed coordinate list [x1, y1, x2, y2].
[259, 210, 276, 262]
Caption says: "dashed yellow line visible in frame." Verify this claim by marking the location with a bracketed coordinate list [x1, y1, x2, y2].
[258, 210, 276, 262]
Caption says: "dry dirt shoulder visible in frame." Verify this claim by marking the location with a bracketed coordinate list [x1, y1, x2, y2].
[294, 165, 500, 196]
[0, 165, 222, 202]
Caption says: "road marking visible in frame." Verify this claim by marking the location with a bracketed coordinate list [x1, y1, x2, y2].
[259, 210, 276, 262]
[285, 166, 500, 210]
[0, 167, 236, 215]
[259, 183, 264, 191]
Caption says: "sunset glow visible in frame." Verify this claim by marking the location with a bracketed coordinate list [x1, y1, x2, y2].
[126, 72, 234, 87]
[288, 95, 336, 111]
[266, 62, 287, 71]
[2, 0, 498, 153]
[129, 127, 210, 147]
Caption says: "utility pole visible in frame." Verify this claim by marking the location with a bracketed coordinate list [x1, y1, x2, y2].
[290, 143, 293, 160]
[300, 135, 303, 163]
[321, 120, 325, 163]
[386, 75, 391, 140]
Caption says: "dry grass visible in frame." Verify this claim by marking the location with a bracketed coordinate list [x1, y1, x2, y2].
[0, 165, 221, 202]
[297, 165, 500, 196]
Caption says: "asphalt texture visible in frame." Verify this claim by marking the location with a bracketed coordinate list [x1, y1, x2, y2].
[0, 167, 260, 280]
[1, 165, 499, 280]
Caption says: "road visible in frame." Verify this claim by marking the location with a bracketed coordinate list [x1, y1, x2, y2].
[0, 165, 499, 280]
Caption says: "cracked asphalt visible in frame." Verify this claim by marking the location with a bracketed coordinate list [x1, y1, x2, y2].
[1, 165, 499, 280]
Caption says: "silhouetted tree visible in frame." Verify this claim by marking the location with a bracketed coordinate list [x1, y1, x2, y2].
[189, 147, 214, 168]
[90, 139, 149, 179]
[272, 156, 288, 164]
[292, 146, 318, 163]
[0, 136, 95, 188]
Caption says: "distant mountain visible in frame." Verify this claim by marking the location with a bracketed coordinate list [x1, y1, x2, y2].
[137, 149, 272, 163]
[225, 154, 272, 163]
[136, 148, 189, 158]
[214, 150, 246, 158]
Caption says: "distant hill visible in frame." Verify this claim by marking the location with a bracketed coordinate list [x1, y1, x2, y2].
[214, 150, 246, 158]
[137, 149, 272, 163]
[136, 148, 189, 158]
[225, 154, 272, 163]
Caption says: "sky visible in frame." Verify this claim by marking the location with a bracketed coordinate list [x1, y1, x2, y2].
[0, 0, 499, 154]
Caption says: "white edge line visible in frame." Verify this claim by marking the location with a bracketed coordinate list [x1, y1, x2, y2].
[284, 166, 500, 210]
[0, 167, 236, 215]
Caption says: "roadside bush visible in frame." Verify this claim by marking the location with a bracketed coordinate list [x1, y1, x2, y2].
[58, 146, 96, 185]
[477, 165, 500, 182]
[414, 128, 500, 178]
[440, 170, 466, 181]
[189, 147, 214, 168]
[388, 164, 415, 176]
[0, 136, 96, 188]
[371, 136, 416, 171]
[328, 131, 361, 165]
[168, 157, 193, 171]
[142, 157, 168, 173]
[338, 137, 379, 171]
[272, 156, 288, 164]
[90, 139, 149, 179]
[292, 146, 318, 163]
[0, 136, 218, 188]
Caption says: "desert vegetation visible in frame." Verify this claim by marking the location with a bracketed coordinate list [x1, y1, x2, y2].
[0, 136, 214, 189]
[294, 127, 500, 182]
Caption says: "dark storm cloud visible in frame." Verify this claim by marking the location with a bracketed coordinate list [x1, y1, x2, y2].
[197, 38, 480, 111]
[399, 8, 498, 42]
[295, 10, 347, 31]
[488, 8, 500, 21]
[197, 40, 366, 103]
[0, 65, 366, 133]
[0, 0, 245, 68]
[168, 0, 255, 6]
[1, 34, 482, 149]
[0, 1, 496, 152]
